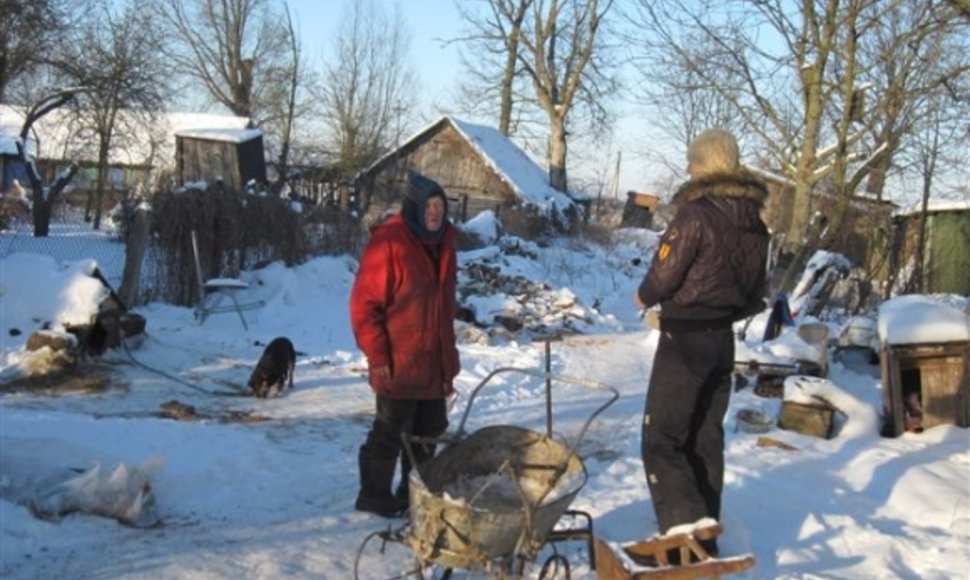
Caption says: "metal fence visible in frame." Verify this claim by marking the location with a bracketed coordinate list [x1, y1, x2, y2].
[0, 204, 127, 288]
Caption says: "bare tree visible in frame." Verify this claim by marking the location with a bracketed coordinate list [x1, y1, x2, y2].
[152, 0, 291, 120]
[516, 0, 618, 192]
[627, 0, 969, 291]
[945, 0, 970, 19]
[318, 0, 416, 179]
[261, 3, 314, 194]
[453, 0, 535, 137]
[15, 88, 82, 236]
[0, 0, 82, 101]
[59, 2, 167, 230]
[863, 0, 970, 199]
[631, 32, 746, 178]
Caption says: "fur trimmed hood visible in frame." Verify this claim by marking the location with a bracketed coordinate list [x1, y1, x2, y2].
[672, 170, 769, 208]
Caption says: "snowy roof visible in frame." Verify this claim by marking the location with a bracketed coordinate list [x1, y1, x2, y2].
[877, 294, 970, 345]
[0, 116, 32, 157]
[175, 128, 263, 144]
[0, 129, 19, 156]
[0, 105, 252, 168]
[893, 199, 970, 218]
[364, 116, 575, 212]
[447, 118, 576, 210]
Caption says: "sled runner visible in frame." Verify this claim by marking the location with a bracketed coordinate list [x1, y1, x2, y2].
[594, 521, 755, 579]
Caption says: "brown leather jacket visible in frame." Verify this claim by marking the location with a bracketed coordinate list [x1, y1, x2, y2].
[637, 170, 770, 331]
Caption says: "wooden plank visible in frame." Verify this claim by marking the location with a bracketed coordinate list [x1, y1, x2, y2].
[921, 355, 963, 428]
[594, 539, 756, 580]
[883, 344, 905, 437]
[628, 556, 756, 579]
[595, 538, 634, 580]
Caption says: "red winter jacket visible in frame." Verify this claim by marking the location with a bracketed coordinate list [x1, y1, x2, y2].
[350, 214, 460, 399]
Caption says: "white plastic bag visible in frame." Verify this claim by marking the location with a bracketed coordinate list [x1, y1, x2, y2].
[1, 448, 165, 528]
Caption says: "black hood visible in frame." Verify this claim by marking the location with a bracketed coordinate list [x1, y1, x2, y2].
[402, 170, 448, 240]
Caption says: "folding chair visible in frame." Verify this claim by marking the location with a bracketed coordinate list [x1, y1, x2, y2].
[191, 230, 263, 330]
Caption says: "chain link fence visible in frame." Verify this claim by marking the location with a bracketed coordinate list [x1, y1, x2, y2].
[1, 190, 365, 308]
[0, 202, 127, 288]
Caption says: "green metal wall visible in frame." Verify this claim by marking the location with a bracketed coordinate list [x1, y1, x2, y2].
[928, 211, 970, 295]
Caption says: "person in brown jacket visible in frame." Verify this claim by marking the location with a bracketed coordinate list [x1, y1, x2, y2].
[635, 129, 769, 561]
[350, 170, 460, 518]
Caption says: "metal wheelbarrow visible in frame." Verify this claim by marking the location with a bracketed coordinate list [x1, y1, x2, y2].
[356, 365, 618, 579]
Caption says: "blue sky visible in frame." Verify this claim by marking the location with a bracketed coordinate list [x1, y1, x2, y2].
[286, 0, 656, 196]
[290, 1, 462, 101]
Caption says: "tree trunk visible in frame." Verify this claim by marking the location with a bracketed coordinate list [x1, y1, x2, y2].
[498, 2, 528, 136]
[93, 140, 111, 230]
[498, 47, 517, 136]
[914, 147, 937, 293]
[778, 155, 822, 290]
[548, 113, 568, 192]
[33, 197, 52, 237]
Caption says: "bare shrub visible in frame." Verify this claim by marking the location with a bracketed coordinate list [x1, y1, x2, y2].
[145, 183, 306, 305]
[302, 204, 366, 258]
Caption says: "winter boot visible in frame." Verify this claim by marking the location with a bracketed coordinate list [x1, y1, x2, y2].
[355, 449, 407, 518]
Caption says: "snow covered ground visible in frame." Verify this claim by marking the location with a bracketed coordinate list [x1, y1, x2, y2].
[1, 219, 969, 579]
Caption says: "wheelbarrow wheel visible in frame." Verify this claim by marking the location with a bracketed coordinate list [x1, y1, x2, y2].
[354, 527, 427, 580]
[538, 552, 571, 579]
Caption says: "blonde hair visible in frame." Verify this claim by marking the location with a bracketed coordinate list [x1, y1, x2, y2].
[687, 129, 740, 176]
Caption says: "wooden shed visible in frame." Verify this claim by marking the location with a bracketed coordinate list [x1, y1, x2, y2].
[355, 116, 575, 227]
[1, 105, 255, 203]
[619, 191, 659, 229]
[876, 295, 970, 437]
[176, 128, 266, 191]
[890, 200, 970, 295]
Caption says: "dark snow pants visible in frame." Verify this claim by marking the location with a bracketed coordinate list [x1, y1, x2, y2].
[358, 396, 448, 501]
[642, 328, 734, 534]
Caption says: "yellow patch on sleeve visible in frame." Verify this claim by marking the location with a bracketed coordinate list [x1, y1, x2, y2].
[658, 243, 672, 261]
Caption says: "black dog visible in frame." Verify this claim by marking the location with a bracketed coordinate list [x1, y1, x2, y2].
[248, 337, 296, 398]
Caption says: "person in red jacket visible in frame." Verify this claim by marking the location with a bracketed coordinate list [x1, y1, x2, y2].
[635, 129, 769, 561]
[349, 170, 461, 518]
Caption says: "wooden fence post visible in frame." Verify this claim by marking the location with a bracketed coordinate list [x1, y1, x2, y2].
[119, 207, 151, 308]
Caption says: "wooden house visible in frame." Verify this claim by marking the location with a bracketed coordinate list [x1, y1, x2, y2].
[0, 128, 27, 196]
[175, 128, 266, 191]
[753, 167, 897, 275]
[890, 200, 970, 295]
[0, 105, 255, 203]
[355, 116, 575, 227]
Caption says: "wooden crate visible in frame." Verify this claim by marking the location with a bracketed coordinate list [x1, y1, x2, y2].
[778, 400, 837, 439]
[880, 341, 970, 437]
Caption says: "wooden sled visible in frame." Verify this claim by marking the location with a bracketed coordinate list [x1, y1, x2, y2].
[595, 522, 755, 579]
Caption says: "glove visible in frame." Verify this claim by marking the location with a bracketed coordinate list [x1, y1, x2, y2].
[644, 307, 661, 330]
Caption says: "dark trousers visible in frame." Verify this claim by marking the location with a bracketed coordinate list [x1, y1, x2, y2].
[642, 328, 734, 533]
[358, 396, 448, 501]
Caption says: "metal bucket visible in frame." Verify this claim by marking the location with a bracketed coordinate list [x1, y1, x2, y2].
[404, 425, 587, 570]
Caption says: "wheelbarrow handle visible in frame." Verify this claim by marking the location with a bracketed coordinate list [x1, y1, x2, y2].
[452, 366, 619, 458]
